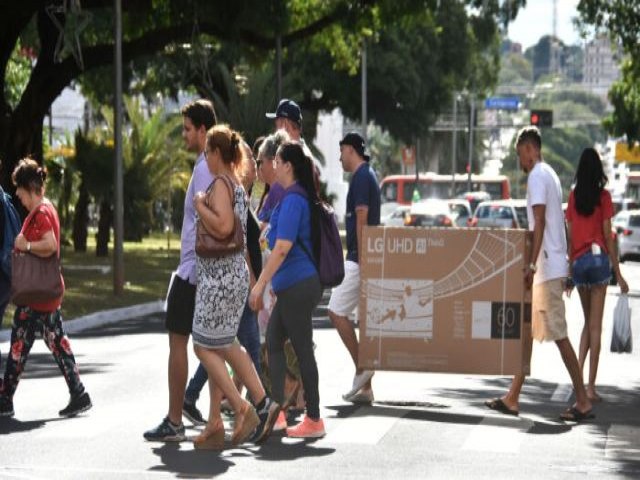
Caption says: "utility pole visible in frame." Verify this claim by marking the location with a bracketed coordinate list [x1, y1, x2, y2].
[113, 0, 124, 295]
[361, 38, 367, 140]
[451, 94, 458, 197]
[276, 35, 282, 99]
[466, 96, 475, 193]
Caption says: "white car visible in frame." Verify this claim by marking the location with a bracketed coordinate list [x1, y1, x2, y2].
[469, 199, 528, 229]
[381, 205, 411, 227]
[616, 209, 640, 262]
[613, 210, 631, 231]
[405, 199, 456, 227]
[447, 199, 472, 227]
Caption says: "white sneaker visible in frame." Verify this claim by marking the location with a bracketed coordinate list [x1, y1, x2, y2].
[343, 389, 374, 404]
[342, 370, 374, 399]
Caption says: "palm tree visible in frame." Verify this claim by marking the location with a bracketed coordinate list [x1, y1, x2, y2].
[73, 96, 192, 254]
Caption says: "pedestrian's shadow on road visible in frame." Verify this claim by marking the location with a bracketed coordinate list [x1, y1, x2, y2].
[251, 433, 336, 461]
[149, 443, 234, 477]
[0, 416, 66, 435]
[325, 399, 572, 436]
[16, 352, 111, 379]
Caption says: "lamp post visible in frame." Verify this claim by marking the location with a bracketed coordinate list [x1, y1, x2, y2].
[361, 38, 367, 140]
[276, 35, 282, 99]
[451, 93, 458, 197]
[466, 95, 475, 194]
[113, 0, 124, 295]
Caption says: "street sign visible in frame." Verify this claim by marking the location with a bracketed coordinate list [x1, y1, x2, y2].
[484, 97, 520, 110]
[615, 142, 640, 164]
[402, 145, 416, 166]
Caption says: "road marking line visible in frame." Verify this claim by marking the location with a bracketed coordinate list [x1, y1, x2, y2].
[317, 409, 407, 445]
[461, 417, 528, 453]
[550, 383, 573, 402]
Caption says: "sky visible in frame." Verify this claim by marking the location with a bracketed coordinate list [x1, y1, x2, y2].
[507, 0, 582, 49]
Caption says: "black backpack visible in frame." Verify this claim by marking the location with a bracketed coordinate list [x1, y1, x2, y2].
[285, 184, 345, 288]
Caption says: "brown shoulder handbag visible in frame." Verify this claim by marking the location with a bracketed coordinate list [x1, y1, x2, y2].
[195, 175, 245, 258]
[10, 207, 64, 305]
[11, 251, 64, 305]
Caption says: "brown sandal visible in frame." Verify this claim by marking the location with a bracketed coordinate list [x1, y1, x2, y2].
[193, 418, 225, 450]
[231, 401, 259, 445]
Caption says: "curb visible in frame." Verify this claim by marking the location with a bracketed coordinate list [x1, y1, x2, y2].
[0, 300, 164, 343]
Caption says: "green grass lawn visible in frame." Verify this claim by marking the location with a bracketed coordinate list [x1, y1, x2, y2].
[2, 233, 180, 329]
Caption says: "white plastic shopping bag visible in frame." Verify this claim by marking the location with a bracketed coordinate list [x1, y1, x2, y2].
[611, 294, 632, 353]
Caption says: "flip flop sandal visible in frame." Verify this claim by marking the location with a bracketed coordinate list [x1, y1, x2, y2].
[559, 407, 595, 422]
[484, 398, 519, 416]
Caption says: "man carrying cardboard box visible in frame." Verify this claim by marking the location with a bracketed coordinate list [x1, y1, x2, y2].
[329, 132, 381, 403]
[485, 126, 593, 422]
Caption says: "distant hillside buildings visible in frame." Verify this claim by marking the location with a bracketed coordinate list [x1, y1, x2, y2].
[582, 35, 621, 103]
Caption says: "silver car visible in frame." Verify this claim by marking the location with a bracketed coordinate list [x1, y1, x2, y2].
[469, 199, 528, 229]
[616, 209, 640, 262]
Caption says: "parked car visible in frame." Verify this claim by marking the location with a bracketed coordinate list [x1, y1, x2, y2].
[613, 210, 632, 231]
[381, 204, 411, 227]
[447, 199, 473, 227]
[405, 199, 456, 227]
[613, 198, 640, 215]
[616, 209, 640, 262]
[457, 191, 491, 213]
[468, 199, 528, 229]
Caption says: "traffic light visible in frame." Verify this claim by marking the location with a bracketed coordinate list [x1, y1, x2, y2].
[530, 109, 553, 127]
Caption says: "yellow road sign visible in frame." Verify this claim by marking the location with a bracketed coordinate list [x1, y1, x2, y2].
[615, 142, 640, 164]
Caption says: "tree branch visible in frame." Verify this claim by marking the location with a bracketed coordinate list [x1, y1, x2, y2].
[12, 0, 380, 133]
[0, 4, 39, 115]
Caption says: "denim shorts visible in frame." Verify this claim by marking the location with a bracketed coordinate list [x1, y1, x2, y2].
[572, 251, 610, 287]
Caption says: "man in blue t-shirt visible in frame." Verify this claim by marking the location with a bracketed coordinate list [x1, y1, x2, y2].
[328, 132, 380, 404]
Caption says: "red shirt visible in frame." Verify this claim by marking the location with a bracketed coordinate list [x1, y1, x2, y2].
[20, 202, 64, 311]
[565, 189, 613, 261]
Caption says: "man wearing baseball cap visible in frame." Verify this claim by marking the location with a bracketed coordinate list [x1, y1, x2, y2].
[266, 98, 302, 128]
[262, 98, 318, 220]
[328, 131, 380, 404]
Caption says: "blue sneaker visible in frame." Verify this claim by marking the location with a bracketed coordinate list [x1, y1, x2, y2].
[182, 401, 205, 426]
[250, 397, 280, 443]
[143, 416, 186, 442]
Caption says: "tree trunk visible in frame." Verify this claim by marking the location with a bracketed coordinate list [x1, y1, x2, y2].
[96, 198, 111, 257]
[72, 183, 89, 252]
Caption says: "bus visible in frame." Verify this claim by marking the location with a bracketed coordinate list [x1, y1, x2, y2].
[380, 172, 511, 205]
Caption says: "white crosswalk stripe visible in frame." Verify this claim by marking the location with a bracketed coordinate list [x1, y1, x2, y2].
[461, 416, 530, 453]
[550, 383, 573, 402]
[317, 407, 407, 445]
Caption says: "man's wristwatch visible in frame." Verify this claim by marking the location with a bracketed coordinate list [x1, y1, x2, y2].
[527, 262, 537, 273]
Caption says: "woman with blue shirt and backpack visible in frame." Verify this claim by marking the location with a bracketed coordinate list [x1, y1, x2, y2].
[249, 141, 325, 438]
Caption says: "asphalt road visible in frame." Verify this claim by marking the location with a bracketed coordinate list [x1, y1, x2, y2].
[1, 264, 639, 479]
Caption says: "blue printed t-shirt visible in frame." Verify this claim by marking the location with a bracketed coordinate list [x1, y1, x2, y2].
[267, 187, 317, 292]
[346, 163, 381, 263]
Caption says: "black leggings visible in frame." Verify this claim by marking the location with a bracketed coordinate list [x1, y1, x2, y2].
[267, 275, 322, 419]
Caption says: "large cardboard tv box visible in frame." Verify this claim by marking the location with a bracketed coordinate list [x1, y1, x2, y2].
[358, 226, 532, 375]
